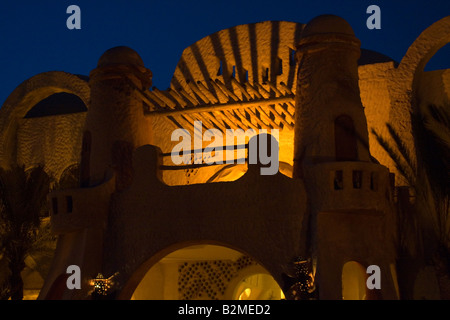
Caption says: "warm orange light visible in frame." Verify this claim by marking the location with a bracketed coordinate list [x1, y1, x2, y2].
[238, 288, 252, 300]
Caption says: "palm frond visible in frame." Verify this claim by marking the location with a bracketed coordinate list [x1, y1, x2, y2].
[386, 123, 417, 173]
[416, 103, 450, 197]
[371, 127, 416, 186]
[0, 164, 52, 300]
[425, 104, 450, 127]
[422, 103, 450, 149]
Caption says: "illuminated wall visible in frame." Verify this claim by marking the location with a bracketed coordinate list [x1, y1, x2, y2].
[0, 16, 448, 301]
[131, 245, 284, 300]
[1, 20, 448, 187]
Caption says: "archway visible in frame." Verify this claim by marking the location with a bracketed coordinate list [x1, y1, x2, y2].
[129, 244, 284, 300]
[424, 43, 450, 72]
[0, 71, 89, 168]
[341, 261, 368, 300]
[224, 264, 285, 300]
[398, 16, 450, 84]
[379, 16, 450, 186]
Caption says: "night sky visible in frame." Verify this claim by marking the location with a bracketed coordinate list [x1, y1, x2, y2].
[0, 0, 449, 106]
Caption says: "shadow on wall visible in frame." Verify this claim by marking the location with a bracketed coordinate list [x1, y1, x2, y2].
[170, 21, 397, 96]
[171, 21, 304, 94]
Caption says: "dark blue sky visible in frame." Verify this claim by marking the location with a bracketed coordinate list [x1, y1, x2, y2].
[0, 0, 449, 106]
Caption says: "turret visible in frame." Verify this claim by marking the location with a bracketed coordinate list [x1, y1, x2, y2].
[291, 16, 398, 300]
[40, 47, 154, 300]
[82, 46, 153, 189]
[293, 15, 371, 179]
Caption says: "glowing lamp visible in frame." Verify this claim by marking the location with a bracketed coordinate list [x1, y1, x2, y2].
[90, 272, 119, 296]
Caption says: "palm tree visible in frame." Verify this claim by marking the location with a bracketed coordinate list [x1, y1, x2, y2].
[0, 165, 50, 300]
[372, 102, 450, 299]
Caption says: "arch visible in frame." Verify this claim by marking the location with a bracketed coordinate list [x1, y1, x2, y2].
[397, 16, 450, 87]
[224, 264, 285, 300]
[119, 241, 284, 300]
[386, 16, 450, 185]
[0, 71, 90, 168]
[396, 15, 450, 120]
[334, 114, 358, 161]
[424, 43, 450, 71]
[341, 261, 368, 300]
[24, 92, 87, 118]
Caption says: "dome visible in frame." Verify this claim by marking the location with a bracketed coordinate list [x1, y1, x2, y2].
[302, 15, 355, 37]
[97, 46, 145, 68]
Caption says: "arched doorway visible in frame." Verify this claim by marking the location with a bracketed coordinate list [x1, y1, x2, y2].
[130, 244, 284, 300]
[225, 265, 285, 300]
[341, 261, 367, 300]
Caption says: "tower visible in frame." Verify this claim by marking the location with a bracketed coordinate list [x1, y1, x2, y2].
[293, 15, 370, 175]
[83, 46, 153, 189]
[40, 47, 153, 299]
[293, 15, 398, 299]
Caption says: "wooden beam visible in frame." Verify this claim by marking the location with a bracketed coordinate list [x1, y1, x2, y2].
[244, 82, 263, 99]
[152, 87, 177, 108]
[145, 95, 295, 117]
[265, 81, 283, 97]
[197, 81, 219, 104]
[187, 81, 210, 104]
[215, 79, 240, 102]
[255, 106, 282, 129]
[166, 88, 189, 108]
[279, 81, 293, 95]
[267, 105, 292, 128]
[209, 79, 230, 103]
[231, 78, 252, 100]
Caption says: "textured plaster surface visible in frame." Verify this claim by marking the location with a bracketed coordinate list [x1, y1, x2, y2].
[0, 17, 448, 300]
[103, 145, 307, 297]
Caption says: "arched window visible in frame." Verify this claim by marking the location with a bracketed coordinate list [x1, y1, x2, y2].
[335, 115, 358, 161]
